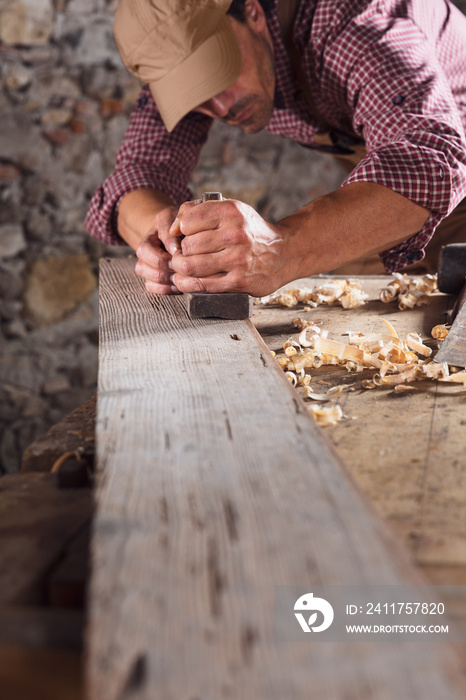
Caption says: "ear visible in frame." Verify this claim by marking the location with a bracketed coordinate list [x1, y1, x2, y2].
[244, 0, 267, 31]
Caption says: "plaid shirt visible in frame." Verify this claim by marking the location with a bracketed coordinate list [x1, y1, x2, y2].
[86, 0, 466, 272]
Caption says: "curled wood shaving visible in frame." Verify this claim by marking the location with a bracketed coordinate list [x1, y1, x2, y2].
[286, 369, 312, 387]
[50, 449, 82, 473]
[406, 332, 432, 357]
[379, 273, 438, 310]
[394, 384, 416, 394]
[292, 318, 323, 331]
[431, 324, 450, 340]
[378, 366, 422, 385]
[274, 318, 466, 398]
[302, 384, 351, 401]
[398, 289, 429, 310]
[308, 404, 343, 426]
[259, 279, 368, 309]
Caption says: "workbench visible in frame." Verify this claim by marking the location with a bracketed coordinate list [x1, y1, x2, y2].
[1, 269, 465, 699]
[254, 276, 466, 588]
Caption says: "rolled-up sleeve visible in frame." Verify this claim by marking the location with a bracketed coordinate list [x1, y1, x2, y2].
[85, 87, 212, 245]
[327, 12, 466, 270]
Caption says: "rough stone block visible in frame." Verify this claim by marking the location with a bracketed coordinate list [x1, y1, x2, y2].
[0, 0, 54, 45]
[23, 254, 96, 326]
[0, 224, 27, 259]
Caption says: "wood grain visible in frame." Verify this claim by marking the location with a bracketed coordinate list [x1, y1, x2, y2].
[253, 277, 466, 573]
[88, 258, 466, 700]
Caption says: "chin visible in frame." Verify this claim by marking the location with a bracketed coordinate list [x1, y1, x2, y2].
[241, 121, 266, 134]
[240, 110, 272, 134]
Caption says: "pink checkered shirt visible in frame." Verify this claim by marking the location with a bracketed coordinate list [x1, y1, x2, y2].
[85, 0, 466, 272]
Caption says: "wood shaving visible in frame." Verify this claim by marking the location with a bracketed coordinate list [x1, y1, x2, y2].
[406, 332, 432, 357]
[275, 318, 466, 418]
[440, 371, 466, 384]
[303, 384, 351, 401]
[431, 324, 450, 340]
[259, 279, 368, 309]
[271, 280, 463, 426]
[308, 404, 343, 426]
[292, 318, 322, 331]
[379, 273, 438, 310]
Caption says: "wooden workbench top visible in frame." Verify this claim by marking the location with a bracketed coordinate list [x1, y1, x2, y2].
[86, 260, 466, 700]
[2, 268, 465, 700]
[253, 276, 466, 632]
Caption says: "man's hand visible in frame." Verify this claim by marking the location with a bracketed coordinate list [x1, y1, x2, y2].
[168, 198, 290, 297]
[121, 183, 430, 297]
[134, 206, 181, 294]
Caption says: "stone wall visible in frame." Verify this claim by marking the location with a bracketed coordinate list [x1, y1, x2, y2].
[1, 0, 464, 473]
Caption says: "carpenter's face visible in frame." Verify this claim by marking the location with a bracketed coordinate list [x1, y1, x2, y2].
[194, 6, 275, 134]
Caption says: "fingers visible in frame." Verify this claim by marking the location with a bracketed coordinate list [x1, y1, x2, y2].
[154, 207, 182, 256]
[135, 216, 180, 295]
[135, 261, 179, 294]
[170, 198, 236, 239]
[171, 253, 246, 293]
[169, 199, 203, 238]
[135, 257, 173, 286]
[179, 229, 228, 256]
[145, 280, 180, 295]
[172, 271, 236, 294]
[135, 233, 173, 281]
[168, 199, 248, 293]
[136, 232, 167, 266]
[171, 249, 238, 278]
[134, 198, 277, 296]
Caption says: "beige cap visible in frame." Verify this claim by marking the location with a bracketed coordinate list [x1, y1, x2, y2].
[114, 0, 242, 132]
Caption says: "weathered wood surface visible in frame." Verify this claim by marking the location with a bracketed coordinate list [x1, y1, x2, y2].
[253, 277, 466, 580]
[0, 471, 90, 700]
[254, 276, 466, 651]
[21, 394, 96, 472]
[0, 471, 93, 606]
[88, 258, 466, 700]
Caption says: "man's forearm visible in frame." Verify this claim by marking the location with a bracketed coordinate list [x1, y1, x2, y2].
[117, 188, 176, 249]
[280, 181, 431, 278]
[130, 180, 431, 298]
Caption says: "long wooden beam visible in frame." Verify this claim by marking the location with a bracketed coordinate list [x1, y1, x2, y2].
[87, 257, 466, 699]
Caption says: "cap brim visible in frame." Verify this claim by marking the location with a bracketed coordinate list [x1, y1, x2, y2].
[149, 16, 241, 132]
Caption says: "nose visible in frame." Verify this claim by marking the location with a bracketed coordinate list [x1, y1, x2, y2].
[198, 90, 235, 119]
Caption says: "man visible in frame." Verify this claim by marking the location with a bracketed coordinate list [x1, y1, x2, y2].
[86, 0, 466, 297]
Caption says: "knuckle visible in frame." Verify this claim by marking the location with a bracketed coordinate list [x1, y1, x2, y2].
[177, 201, 194, 217]
[180, 238, 190, 255]
[180, 200, 191, 212]
[225, 226, 244, 245]
[222, 199, 239, 216]
[136, 239, 147, 258]
[229, 271, 243, 289]
[195, 278, 207, 292]
[179, 258, 193, 276]
[154, 209, 166, 227]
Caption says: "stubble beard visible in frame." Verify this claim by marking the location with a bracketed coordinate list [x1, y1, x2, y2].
[226, 35, 275, 134]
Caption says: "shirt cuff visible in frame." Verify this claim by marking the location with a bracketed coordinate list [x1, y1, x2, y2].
[85, 168, 193, 246]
